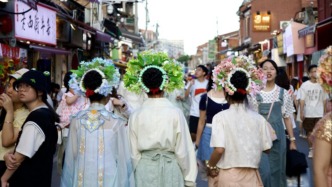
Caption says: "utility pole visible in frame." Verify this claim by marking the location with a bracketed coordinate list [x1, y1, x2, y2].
[144, 0, 149, 50]
[216, 17, 219, 36]
[145, 0, 148, 38]
[134, 1, 139, 33]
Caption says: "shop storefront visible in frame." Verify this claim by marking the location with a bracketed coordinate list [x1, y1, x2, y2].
[283, 21, 307, 79]
[0, 44, 28, 93]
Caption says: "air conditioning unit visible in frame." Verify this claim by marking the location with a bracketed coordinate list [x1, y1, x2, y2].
[280, 21, 291, 30]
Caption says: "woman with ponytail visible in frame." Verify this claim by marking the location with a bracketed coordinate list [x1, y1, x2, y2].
[1, 70, 59, 187]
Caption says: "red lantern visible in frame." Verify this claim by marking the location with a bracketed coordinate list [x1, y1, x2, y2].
[0, 15, 13, 34]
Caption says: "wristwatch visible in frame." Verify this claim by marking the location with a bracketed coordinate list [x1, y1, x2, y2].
[290, 137, 296, 141]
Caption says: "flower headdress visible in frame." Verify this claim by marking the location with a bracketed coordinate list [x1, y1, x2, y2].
[123, 51, 184, 94]
[317, 45, 332, 93]
[69, 58, 120, 97]
[213, 55, 266, 96]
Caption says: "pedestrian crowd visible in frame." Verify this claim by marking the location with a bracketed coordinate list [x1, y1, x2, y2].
[0, 46, 330, 187]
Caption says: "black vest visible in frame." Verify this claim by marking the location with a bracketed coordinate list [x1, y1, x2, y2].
[9, 108, 58, 187]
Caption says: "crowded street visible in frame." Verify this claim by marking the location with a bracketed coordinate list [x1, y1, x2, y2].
[0, 0, 331, 187]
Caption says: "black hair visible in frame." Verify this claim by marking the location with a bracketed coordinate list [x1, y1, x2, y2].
[290, 78, 298, 90]
[54, 83, 60, 90]
[260, 59, 279, 75]
[226, 71, 249, 103]
[0, 110, 6, 131]
[302, 76, 309, 82]
[206, 71, 214, 92]
[308, 64, 317, 72]
[42, 94, 60, 123]
[197, 65, 209, 76]
[275, 69, 290, 90]
[82, 70, 104, 102]
[141, 67, 164, 96]
[64, 72, 73, 93]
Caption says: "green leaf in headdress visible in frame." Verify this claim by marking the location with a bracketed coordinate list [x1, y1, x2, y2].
[232, 57, 237, 65]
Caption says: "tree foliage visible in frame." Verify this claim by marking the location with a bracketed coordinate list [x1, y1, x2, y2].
[176, 55, 191, 63]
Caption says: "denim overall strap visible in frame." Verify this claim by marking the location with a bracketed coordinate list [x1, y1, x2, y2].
[258, 87, 287, 187]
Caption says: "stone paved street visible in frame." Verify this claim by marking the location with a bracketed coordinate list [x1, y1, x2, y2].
[51, 127, 314, 187]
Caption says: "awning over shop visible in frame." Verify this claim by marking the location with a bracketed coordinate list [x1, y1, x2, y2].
[218, 49, 230, 55]
[298, 24, 316, 38]
[316, 17, 332, 50]
[62, 18, 115, 43]
[119, 28, 145, 45]
[232, 44, 249, 51]
[95, 31, 113, 43]
[30, 45, 71, 54]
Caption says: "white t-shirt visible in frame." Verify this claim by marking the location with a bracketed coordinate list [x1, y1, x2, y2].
[300, 81, 328, 118]
[15, 122, 45, 158]
[187, 79, 208, 117]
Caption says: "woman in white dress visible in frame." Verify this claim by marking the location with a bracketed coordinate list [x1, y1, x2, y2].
[124, 52, 197, 187]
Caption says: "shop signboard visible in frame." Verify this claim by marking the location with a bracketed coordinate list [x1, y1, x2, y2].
[208, 40, 216, 60]
[0, 44, 20, 58]
[14, 0, 56, 45]
[277, 34, 283, 55]
[253, 13, 271, 32]
[305, 34, 315, 48]
[283, 22, 306, 57]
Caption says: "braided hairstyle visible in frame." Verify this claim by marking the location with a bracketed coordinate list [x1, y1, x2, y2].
[141, 67, 164, 95]
[226, 71, 249, 104]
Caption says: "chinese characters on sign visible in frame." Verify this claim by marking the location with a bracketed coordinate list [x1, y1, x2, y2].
[15, 0, 56, 45]
[253, 13, 271, 32]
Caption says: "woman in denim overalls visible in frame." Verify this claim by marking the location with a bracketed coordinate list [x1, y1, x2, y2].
[257, 60, 297, 187]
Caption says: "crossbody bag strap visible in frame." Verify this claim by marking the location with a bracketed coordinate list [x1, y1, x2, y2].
[267, 101, 274, 120]
[267, 87, 279, 120]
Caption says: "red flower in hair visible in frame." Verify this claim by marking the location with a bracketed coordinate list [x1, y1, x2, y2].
[236, 88, 247, 95]
[85, 89, 95, 97]
[149, 88, 160, 95]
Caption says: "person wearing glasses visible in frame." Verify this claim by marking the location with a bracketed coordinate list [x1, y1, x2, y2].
[1, 70, 59, 187]
[0, 69, 29, 177]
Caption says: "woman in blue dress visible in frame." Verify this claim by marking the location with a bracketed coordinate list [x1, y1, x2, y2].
[60, 58, 134, 187]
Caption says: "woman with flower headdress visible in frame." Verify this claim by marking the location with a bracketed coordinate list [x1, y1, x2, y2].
[207, 56, 273, 186]
[257, 59, 297, 187]
[195, 67, 229, 186]
[124, 52, 197, 187]
[60, 58, 134, 187]
[312, 45, 332, 187]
